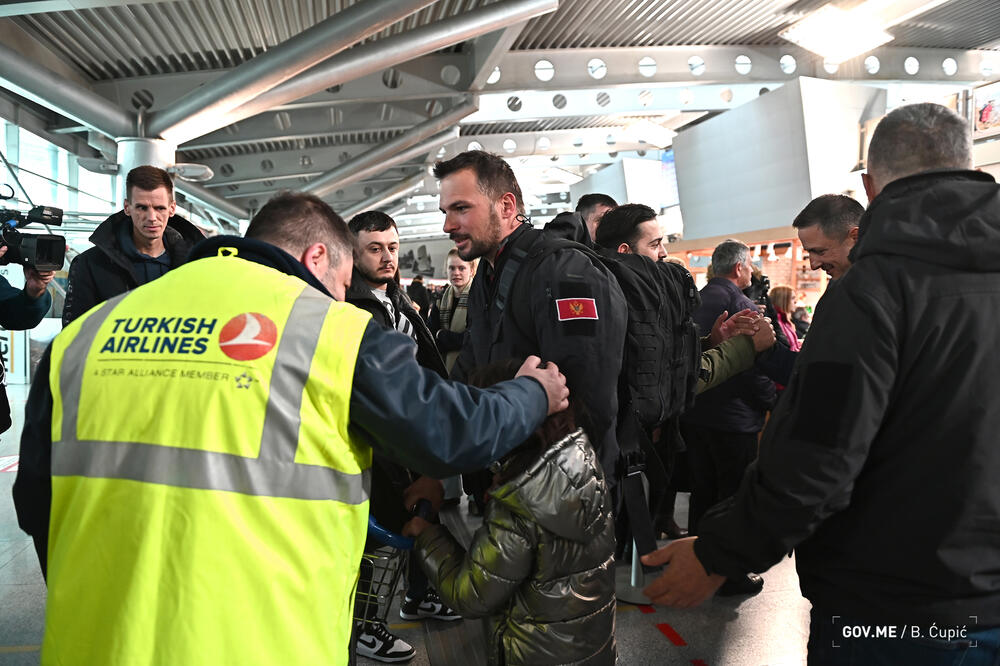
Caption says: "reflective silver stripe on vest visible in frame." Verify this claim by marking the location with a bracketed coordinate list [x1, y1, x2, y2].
[53, 287, 370, 504]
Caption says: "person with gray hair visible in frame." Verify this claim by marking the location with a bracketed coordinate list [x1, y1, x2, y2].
[644, 102, 1000, 664]
[793, 194, 865, 280]
[678, 237, 775, 597]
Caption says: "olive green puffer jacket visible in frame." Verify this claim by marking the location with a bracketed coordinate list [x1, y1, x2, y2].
[415, 428, 616, 665]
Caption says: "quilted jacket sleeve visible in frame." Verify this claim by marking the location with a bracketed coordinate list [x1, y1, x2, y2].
[415, 504, 536, 618]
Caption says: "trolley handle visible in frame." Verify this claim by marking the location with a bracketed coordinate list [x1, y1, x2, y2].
[366, 499, 435, 550]
[367, 517, 414, 550]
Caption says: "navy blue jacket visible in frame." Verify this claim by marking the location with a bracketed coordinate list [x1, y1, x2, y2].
[682, 277, 775, 433]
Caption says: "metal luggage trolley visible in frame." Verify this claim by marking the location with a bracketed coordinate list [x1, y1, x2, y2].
[354, 516, 415, 627]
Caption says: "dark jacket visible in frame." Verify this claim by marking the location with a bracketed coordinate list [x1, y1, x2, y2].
[453, 224, 627, 480]
[346, 270, 446, 378]
[405, 279, 431, 322]
[13, 236, 549, 575]
[0, 276, 52, 433]
[345, 269, 447, 530]
[543, 210, 594, 248]
[682, 278, 776, 433]
[417, 429, 616, 666]
[62, 210, 204, 325]
[695, 170, 1000, 625]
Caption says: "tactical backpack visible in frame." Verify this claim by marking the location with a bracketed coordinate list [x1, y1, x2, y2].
[496, 230, 701, 556]
[503, 234, 700, 430]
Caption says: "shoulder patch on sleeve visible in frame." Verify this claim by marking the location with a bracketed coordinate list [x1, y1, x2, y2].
[555, 297, 598, 321]
[554, 281, 598, 336]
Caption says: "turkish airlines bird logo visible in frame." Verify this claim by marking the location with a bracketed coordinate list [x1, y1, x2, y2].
[218, 312, 278, 361]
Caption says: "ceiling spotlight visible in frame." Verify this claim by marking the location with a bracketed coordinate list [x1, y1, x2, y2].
[779, 4, 892, 65]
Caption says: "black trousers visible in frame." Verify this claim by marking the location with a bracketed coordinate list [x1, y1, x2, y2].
[680, 423, 758, 535]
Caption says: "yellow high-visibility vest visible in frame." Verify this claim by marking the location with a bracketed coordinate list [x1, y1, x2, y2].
[44, 248, 373, 665]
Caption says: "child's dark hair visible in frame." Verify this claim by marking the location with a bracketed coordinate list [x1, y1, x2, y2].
[467, 359, 579, 484]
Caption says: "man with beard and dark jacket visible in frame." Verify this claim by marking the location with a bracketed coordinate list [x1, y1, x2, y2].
[345, 210, 458, 664]
[435, 151, 627, 488]
[62, 166, 204, 325]
[644, 103, 1000, 664]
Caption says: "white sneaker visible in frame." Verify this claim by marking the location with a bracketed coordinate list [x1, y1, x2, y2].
[355, 622, 415, 663]
[398, 589, 462, 621]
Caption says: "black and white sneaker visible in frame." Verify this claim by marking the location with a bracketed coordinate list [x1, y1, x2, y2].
[355, 622, 415, 663]
[398, 588, 462, 621]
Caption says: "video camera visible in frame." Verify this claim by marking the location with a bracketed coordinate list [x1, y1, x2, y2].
[745, 273, 771, 306]
[0, 185, 65, 272]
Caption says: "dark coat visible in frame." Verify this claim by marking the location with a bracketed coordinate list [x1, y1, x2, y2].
[345, 270, 446, 379]
[453, 224, 627, 480]
[682, 277, 776, 433]
[62, 210, 204, 326]
[405, 279, 431, 322]
[417, 429, 616, 666]
[542, 210, 594, 248]
[0, 276, 51, 433]
[695, 170, 1000, 625]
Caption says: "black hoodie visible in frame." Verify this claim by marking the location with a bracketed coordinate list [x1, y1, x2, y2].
[695, 170, 1000, 625]
[62, 210, 204, 326]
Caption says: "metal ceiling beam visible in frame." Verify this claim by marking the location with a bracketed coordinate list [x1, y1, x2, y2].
[0, 41, 134, 138]
[0, 1, 175, 17]
[488, 45, 997, 91]
[341, 173, 428, 219]
[148, 0, 440, 144]
[217, 0, 558, 132]
[0, 18, 91, 86]
[175, 181, 247, 222]
[222, 175, 414, 209]
[195, 142, 415, 189]
[310, 127, 458, 199]
[470, 24, 530, 91]
[467, 85, 758, 123]
[0, 92, 99, 158]
[306, 101, 475, 198]
[181, 99, 453, 151]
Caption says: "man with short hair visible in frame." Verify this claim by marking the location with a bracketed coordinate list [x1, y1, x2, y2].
[678, 239, 776, 597]
[644, 103, 1000, 663]
[793, 194, 864, 281]
[594, 206, 775, 542]
[14, 190, 569, 665]
[595, 207, 775, 395]
[62, 165, 205, 325]
[345, 210, 457, 662]
[544, 192, 618, 247]
[594, 202, 667, 261]
[436, 151, 627, 483]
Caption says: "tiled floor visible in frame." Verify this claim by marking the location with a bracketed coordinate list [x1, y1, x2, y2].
[0, 379, 811, 665]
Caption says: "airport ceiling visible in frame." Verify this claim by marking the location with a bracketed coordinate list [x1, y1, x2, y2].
[2, 0, 999, 236]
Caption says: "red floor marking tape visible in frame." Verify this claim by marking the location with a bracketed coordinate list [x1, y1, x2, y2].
[657, 623, 687, 646]
[638, 605, 656, 614]
[691, 660, 708, 666]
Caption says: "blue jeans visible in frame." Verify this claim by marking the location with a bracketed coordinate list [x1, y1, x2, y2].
[808, 608, 1000, 666]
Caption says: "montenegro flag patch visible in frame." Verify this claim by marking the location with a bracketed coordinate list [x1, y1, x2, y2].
[555, 297, 599, 321]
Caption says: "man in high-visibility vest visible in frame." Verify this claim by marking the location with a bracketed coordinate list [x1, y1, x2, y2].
[13, 191, 569, 666]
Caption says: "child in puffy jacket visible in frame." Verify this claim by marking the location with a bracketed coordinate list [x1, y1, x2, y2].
[402, 359, 617, 666]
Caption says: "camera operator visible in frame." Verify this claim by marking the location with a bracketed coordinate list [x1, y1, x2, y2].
[0, 244, 54, 432]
